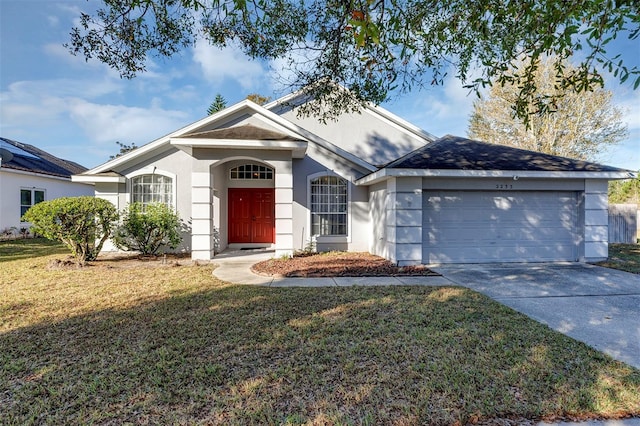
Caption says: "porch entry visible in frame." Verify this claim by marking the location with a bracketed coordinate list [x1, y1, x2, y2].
[228, 188, 275, 243]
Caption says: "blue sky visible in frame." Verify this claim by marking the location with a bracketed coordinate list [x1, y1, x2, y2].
[1, 0, 639, 171]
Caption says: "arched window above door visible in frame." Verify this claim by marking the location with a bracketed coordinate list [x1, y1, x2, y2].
[230, 164, 274, 180]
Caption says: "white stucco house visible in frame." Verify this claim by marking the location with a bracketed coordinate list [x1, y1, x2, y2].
[0, 138, 94, 233]
[73, 92, 635, 264]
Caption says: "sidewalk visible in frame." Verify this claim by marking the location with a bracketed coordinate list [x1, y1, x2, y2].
[211, 249, 452, 287]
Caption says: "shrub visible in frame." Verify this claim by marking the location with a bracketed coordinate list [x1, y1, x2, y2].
[112, 202, 183, 255]
[21, 196, 118, 265]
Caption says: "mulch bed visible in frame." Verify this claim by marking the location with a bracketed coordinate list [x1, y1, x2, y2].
[251, 251, 440, 277]
[46, 252, 197, 270]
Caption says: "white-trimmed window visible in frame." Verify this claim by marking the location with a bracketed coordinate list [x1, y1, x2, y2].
[230, 164, 274, 180]
[20, 188, 45, 218]
[131, 174, 173, 207]
[310, 175, 348, 236]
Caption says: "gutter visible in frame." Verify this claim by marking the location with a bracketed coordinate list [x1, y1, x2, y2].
[355, 168, 637, 186]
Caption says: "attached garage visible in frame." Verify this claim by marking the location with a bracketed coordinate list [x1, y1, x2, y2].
[360, 135, 632, 266]
[422, 190, 579, 263]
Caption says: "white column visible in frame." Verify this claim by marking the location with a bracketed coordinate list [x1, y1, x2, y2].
[584, 179, 609, 262]
[386, 177, 423, 266]
[191, 170, 213, 260]
[274, 159, 294, 258]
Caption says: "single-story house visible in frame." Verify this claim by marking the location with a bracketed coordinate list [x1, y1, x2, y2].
[73, 91, 635, 264]
[0, 137, 94, 233]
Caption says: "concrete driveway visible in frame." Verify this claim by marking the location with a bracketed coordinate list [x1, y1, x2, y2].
[431, 263, 640, 369]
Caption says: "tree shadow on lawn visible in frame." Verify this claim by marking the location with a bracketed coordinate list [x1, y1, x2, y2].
[2, 284, 639, 425]
[0, 238, 68, 262]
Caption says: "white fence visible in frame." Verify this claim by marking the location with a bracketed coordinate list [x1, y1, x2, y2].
[608, 204, 638, 243]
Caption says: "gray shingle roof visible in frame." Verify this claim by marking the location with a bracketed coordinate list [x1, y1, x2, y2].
[384, 135, 628, 172]
[0, 137, 88, 178]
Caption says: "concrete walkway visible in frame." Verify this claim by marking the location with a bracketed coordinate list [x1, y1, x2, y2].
[211, 249, 452, 287]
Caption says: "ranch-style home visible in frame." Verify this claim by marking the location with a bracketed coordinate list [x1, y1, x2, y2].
[0, 137, 94, 233]
[73, 91, 634, 265]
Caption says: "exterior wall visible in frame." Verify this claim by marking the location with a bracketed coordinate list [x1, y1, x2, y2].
[97, 138, 374, 259]
[422, 177, 586, 192]
[583, 179, 609, 262]
[0, 169, 94, 232]
[275, 106, 428, 166]
[113, 147, 195, 254]
[119, 147, 193, 213]
[212, 164, 226, 253]
[94, 181, 125, 251]
[291, 143, 370, 253]
[368, 181, 387, 258]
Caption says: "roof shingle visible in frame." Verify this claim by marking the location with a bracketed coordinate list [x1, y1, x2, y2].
[384, 135, 628, 172]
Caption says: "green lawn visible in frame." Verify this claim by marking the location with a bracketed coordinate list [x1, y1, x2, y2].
[1, 239, 639, 425]
[597, 243, 640, 274]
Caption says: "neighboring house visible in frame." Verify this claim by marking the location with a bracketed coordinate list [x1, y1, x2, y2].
[73, 91, 635, 264]
[0, 137, 94, 232]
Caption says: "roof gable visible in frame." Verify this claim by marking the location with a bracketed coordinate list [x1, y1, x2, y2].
[182, 124, 301, 141]
[84, 99, 377, 176]
[0, 137, 87, 178]
[264, 90, 436, 166]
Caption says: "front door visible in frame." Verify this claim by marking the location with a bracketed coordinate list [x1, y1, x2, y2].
[228, 188, 275, 243]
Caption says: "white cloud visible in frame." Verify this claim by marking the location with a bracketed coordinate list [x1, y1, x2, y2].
[47, 15, 59, 27]
[56, 2, 90, 29]
[192, 42, 265, 89]
[0, 77, 189, 167]
[67, 99, 188, 145]
[4, 77, 121, 102]
[43, 42, 127, 81]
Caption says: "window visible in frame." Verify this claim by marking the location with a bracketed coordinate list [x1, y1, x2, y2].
[230, 164, 273, 180]
[20, 189, 45, 218]
[131, 174, 173, 207]
[310, 175, 347, 236]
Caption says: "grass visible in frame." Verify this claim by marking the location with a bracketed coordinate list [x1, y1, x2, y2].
[2, 239, 640, 425]
[597, 243, 640, 274]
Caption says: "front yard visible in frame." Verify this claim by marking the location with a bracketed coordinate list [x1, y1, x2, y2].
[1, 239, 639, 425]
[597, 243, 640, 274]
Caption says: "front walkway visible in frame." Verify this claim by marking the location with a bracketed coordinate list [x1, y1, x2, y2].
[211, 249, 452, 287]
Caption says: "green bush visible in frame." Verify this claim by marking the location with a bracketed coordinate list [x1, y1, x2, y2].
[21, 196, 118, 265]
[113, 202, 183, 255]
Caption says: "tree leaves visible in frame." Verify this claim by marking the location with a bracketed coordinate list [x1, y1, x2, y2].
[21, 197, 118, 265]
[207, 94, 227, 115]
[68, 0, 640, 121]
[468, 56, 628, 162]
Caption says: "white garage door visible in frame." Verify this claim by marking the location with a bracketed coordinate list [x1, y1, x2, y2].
[422, 191, 579, 263]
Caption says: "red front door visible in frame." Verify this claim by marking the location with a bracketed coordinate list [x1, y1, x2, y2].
[228, 188, 275, 243]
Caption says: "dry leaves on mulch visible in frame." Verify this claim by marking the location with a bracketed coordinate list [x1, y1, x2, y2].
[251, 251, 440, 277]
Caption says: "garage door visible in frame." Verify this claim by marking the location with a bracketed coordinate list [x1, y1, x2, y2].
[422, 191, 579, 263]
